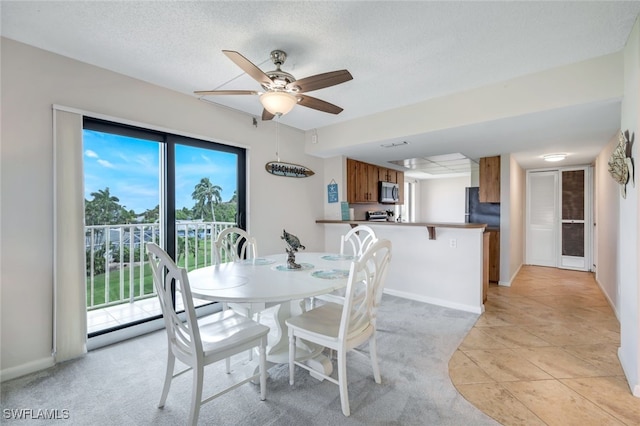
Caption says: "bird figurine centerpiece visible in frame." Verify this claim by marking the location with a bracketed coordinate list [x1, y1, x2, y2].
[281, 229, 305, 269]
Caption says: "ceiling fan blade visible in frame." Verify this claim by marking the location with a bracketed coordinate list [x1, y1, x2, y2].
[194, 90, 258, 96]
[287, 70, 352, 93]
[223, 50, 273, 87]
[262, 109, 275, 121]
[297, 95, 344, 114]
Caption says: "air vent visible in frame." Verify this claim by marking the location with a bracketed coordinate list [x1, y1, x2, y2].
[380, 141, 409, 148]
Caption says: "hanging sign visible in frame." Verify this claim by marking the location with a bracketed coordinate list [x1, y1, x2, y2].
[265, 161, 315, 178]
[327, 179, 339, 203]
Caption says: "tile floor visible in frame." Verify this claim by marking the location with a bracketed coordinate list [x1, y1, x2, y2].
[86, 297, 162, 333]
[449, 265, 640, 425]
[87, 296, 211, 334]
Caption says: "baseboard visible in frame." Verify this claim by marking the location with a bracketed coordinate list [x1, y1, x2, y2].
[617, 346, 640, 398]
[1, 356, 54, 382]
[382, 289, 483, 314]
[498, 263, 522, 287]
[594, 276, 620, 320]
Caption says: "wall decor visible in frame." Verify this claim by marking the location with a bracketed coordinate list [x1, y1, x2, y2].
[340, 201, 350, 220]
[607, 130, 635, 198]
[327, 179, 339, 203]
[265, 161, 315, 178]
[264, 114, 314, 178]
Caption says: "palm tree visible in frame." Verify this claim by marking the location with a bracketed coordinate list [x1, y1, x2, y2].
[191, 178, 222, 221]
[144, 205, 160, 223]
[192, 199, 207, 221]
[87, 187, 121, 225]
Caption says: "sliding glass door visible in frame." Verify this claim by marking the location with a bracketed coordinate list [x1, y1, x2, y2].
[83, 117, 246, 337]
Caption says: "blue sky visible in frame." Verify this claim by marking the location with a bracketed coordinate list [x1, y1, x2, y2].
[83, 130, 238, 213]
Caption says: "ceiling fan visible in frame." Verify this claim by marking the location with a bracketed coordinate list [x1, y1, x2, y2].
[195, 50, 353, 121]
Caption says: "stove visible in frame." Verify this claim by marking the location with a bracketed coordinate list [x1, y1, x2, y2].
[366, 210, 388, 221]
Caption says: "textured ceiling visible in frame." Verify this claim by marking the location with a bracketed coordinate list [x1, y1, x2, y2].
[2, 1, 640, 174]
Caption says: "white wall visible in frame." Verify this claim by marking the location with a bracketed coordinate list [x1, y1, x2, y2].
[618, 16, 640, 397]
[594, 134, 621, 311]
[501, 155, 525, 285]
[322, 156, 346, 220]
[0, 38, 326, 379]
[417, 176, 470, 223]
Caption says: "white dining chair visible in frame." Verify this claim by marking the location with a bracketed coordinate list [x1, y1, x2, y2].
[313, 224, 378, 306]
[214, 227, 257, 264]
[214, 227, 265, 361]
[146, 243, 269, 426]
[286, 238, 392, 416]
[340, 224, 377, 258]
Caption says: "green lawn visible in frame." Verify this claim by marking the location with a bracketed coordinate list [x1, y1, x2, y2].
[86, 245, 214, 309]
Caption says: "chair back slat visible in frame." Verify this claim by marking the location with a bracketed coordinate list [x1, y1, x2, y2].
[339, 239, 392, 341]
[340, 225, 377, 258]
[147, 243, 202, 361]
[214, 227, 257, 264]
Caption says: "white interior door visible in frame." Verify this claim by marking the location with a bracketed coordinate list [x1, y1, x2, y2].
[526, 171, 558, 267]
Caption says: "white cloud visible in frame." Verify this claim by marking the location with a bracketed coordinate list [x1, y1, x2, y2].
[97, 159, 115, 168]
[85, 150, 99, 158]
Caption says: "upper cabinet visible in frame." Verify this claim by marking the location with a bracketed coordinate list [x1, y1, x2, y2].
[479, 156, 500, 203]
[347, 158, 378, 203]
[379, 167, 397, 183]
[396, 171, 404, 204]
[346, 159, 404, 204]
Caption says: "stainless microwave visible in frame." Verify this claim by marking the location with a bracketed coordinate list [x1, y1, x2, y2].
[379, 181, 399, 203]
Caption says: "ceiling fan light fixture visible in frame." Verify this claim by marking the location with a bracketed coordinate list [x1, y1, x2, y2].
[260, 91, 297, 115]
[543, 153, 567, 162]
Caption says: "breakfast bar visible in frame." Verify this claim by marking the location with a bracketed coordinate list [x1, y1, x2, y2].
[317, 220, 488, 314]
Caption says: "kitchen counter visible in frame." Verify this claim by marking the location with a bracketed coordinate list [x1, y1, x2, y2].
[317, 220, 487, 313]
[316, 219, 487, 240]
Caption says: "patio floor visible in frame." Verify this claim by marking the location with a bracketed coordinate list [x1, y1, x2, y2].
[86, 296, 211, 334]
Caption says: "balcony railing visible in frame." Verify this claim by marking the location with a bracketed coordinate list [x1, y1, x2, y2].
[85, 221, 235, 310]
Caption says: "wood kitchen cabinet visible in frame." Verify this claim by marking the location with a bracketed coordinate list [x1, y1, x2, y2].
[379, 167, 396, 183]
[479, 156, 500, 203]
[488, 230, 500, 282]
[483, 232, 490, 302]
[347, 158, 379, 203]
[347, 159, 405, 204]
[483, 230, 499, 301]
[396, 171, 404, 204]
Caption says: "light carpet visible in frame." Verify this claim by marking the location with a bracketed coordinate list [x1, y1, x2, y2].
[1, 295, 499, 425]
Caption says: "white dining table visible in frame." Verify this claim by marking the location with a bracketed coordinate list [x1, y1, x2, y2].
[188, 251, 354, 375]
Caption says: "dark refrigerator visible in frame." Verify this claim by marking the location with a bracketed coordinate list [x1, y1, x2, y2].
[465, 187, 500, 227]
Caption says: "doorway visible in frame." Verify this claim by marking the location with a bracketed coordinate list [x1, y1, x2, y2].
[525, 166, 591, 271]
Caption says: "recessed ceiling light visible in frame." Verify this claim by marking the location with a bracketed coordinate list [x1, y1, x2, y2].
[543, 153, 567, 162]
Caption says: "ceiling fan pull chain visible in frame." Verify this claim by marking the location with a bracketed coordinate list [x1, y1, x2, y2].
[208, 58, 271, 92]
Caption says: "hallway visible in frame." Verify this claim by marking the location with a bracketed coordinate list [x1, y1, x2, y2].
[449, 265, 640, 425]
